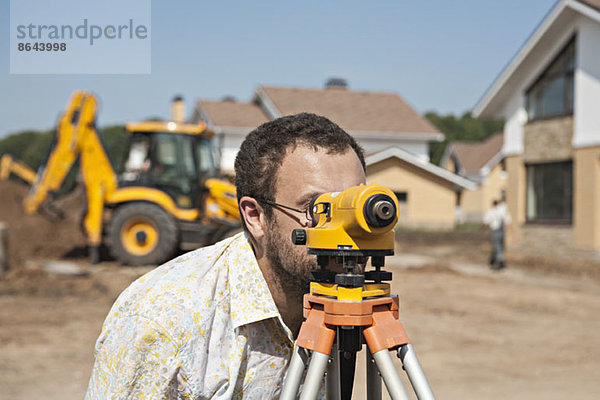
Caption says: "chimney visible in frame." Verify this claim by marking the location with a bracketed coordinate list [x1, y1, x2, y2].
[324, 77, 348, 90]
[171, 95, 185, 123]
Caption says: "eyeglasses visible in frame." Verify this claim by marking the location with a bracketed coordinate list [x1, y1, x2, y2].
[259, 198, 317, 227]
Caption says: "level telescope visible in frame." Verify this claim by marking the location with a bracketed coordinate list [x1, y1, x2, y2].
[291, 183, 399, 287]
[293, 183, 398, 255]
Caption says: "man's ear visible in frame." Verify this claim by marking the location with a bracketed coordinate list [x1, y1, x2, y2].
[239, 196, 267, 241]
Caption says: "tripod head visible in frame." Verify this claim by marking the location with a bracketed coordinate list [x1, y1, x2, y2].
[291, 183, 398, 286]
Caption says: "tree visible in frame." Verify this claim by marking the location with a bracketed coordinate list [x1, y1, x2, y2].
[0, 125, 129, 169]
[99, 125, 128, 173]
[425, 111, 504, 165]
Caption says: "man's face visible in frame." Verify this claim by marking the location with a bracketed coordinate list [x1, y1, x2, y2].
[264, 145, 366, 286]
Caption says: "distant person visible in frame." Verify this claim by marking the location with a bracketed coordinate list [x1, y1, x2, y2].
[483, 199, 512, 270]
[122, 139, 151, 181]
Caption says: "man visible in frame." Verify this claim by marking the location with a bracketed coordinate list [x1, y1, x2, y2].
[85, 113, 366, 399]
[483, 199, 512, 270]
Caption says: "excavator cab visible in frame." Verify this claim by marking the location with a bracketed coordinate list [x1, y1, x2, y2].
[106, 120, 240, 265]
[121, 122, 217, 210]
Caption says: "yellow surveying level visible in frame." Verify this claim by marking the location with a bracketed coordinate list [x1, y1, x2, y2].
[296, 183, 398, 254]
[282, 183, 435, 400]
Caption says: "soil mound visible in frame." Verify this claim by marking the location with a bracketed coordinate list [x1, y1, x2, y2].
[0, 180, 87, 268]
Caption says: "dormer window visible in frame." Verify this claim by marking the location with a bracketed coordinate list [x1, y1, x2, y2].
[526, 37, 575, 120]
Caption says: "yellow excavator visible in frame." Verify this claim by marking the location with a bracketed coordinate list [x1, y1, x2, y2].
[2, 90, 240, 265]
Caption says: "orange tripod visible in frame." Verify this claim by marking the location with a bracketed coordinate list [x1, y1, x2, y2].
[280, 282, 435, 400]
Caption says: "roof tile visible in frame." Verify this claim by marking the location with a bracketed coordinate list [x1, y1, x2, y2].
[451, 133, 503, 174]
[259, 85, 440, 135]
[578, 0, 600, 12]
[198, 100, 269, 128]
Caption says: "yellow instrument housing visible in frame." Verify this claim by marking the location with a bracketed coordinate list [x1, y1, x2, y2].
[306, 183, 398, 254]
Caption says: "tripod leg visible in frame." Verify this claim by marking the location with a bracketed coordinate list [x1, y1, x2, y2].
[372, 350, 411, 400]
[366, 346, 382, 400]
[280, 345, 309, 400]
[327, 341, 358, 400]
[397, 344, 435, 400]
[299, 351, 330, 400]
[292, 303, 336, 400]
[339, 350, 357, 400]
[326, 343, 340, 400]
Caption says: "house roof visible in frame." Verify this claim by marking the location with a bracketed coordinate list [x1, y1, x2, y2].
[473, 0, 600, 118]
[366, 146, 476, 190]
[448, 133, 504, 175]
[195, 100, 269, 131]
[580, 0, 600, 11]
[256, 85, 442, 139]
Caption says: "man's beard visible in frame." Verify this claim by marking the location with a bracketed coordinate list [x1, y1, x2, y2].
[264, 215, 317, 288]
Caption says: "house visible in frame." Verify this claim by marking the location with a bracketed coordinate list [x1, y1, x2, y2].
[190, 80, 474, 227]
[441, 133, 506, 222]
[473, 0, 600, 250]
[191, 80, 443, 172]
[190, 99, 269, 174]
[366, 147, 475, 228]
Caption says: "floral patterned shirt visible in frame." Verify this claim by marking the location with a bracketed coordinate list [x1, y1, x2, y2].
[85, 232, 295, 399]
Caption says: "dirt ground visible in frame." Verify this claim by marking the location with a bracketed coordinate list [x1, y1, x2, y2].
[1, 180, 599, 399]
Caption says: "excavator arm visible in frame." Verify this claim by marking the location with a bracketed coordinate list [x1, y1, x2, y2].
[23, 91, 117, 261]
[0, 154, 37, 184]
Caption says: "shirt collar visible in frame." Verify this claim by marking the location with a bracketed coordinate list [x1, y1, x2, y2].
[227, 232, 287, 332]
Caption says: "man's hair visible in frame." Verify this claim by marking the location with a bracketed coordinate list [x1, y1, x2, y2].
[234, 113, 365, 218]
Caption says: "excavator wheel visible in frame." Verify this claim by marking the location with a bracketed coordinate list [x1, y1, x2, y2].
[108, 203, 178, 266]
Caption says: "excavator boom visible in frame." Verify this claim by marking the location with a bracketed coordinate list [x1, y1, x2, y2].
[24, 91, 116, 214]
[0, 154, 37, 184]
[23, 91, 117, 261]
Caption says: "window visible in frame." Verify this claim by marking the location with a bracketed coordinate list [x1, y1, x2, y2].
[526, 161, 572, 223]
[394, 192, 407, 203]
[526, 37, 575, 120]
[195, 138, 216, 176]
[393, 192, 408, 222]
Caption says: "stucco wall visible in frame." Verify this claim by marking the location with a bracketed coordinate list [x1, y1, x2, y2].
[460, 164, 507, 221]
[574, 16, 600, 148]
[443, 157, 456, 174]
[219, 135, 245, 173]
[505, 155, 526, 247]
[523, 116, 574, 163]
[502, 95, 527, 156]
[573, 145, 600, 249]
[366, 157, 456, 228]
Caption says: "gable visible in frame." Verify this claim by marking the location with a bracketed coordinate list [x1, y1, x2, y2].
[474, 0, 600, 118]
[365, 147, 476, 190]
[451, 133, 504, 175]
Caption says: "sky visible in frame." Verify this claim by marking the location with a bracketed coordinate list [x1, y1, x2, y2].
[0, 0, 558, 138]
